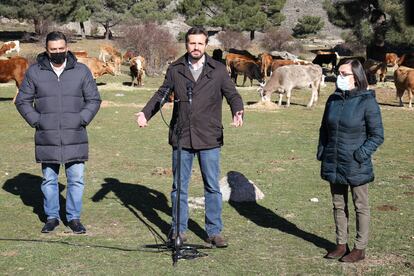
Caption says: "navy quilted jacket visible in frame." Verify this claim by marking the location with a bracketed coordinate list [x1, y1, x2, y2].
[15, 52, 101, 164]
[317, 89, 384, 186]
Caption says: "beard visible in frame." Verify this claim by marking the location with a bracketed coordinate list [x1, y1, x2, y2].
[189, 50, 203, 60]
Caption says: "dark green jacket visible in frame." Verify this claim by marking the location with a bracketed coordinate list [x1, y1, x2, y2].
[142, 53, 243, 150]
[15, 52, 101, 164]
[317, 89, 384, 186]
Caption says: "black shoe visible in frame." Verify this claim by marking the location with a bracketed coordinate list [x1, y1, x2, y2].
[41, 218, 59, 233]
[68, 219, 86, 234]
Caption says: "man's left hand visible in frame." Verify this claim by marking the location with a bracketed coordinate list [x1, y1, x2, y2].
[232, 110, 244, 127]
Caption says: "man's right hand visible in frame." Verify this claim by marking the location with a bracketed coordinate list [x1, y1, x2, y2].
[135, 112, 148, 128]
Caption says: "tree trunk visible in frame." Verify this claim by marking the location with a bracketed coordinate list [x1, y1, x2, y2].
[80, 22, 86, 39]
[250, 30, 255, 40]
[34, 18, 44, 35]
[104, 21, 110, 40]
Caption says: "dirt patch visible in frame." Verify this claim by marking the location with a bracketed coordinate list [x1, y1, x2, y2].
[1, 250, 18, 257]
[151, 167, 173, 177]
[399, 175, 414, 179]
[245, 101, 280, 111]
[403, 191, 414, 196]
[100, 100, 144, 109]
[375, 204, 399, 211]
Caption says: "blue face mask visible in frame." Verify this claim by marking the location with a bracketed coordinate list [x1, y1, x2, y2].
[336, 75, 350, 91]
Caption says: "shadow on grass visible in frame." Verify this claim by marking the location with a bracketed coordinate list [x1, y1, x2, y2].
[91, 178, 207, 243]
[227, 171, 335, 252]
[2, 173, 68, 224]
[0, 97, 14, 102]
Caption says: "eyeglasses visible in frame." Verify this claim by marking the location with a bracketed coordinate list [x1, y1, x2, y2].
[339, 71, 353, 77]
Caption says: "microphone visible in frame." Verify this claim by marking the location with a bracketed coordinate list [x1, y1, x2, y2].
[159, 82, 173, 106]
[186, 82, 193, 105]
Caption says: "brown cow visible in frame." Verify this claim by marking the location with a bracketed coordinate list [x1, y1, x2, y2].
[230, 59, 264, 87]
[225, 53, 258, 75]
[123, 49, 139, 62]
[258, 52, 273, 80]
[0, 40, 20, 56]
[130, 56, 146, 86]
[99, 44, 122, 75]
[394, 66, 414, 108]
[72, 50, 88, 58]
[364, 59, 387, 84]
[0, 56, 29, 102]
[77, 57, 115, 79]
[271, 59, 297, 72]
[385, 53, 399, 67]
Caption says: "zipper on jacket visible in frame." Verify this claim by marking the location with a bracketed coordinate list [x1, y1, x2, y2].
[334, 94, 345, 181]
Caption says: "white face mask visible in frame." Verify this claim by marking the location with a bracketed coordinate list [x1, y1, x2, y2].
[336, 75, 350, 91]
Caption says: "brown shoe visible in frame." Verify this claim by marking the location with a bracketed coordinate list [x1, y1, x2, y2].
[340, 248, 365, 263]
[168, 232, 187, 243]
[324, 244, 349, 259]
[207, 234, 228, 248]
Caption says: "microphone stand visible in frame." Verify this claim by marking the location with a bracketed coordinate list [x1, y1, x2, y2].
[171, 95, 208, 266]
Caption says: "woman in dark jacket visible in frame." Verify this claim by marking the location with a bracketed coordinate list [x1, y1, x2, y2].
[317, 59, 384, 262]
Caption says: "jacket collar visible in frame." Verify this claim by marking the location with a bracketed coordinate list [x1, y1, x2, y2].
[172, 53, 216, 83]
[37, 51, 77, 71]
[334, 88, 375, 99]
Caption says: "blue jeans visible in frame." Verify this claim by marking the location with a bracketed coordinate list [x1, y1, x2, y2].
[41, 162, 85, 222]
[171, 147, 222, 237]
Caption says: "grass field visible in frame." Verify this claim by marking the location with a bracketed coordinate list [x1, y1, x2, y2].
[0, 46, 413, 275]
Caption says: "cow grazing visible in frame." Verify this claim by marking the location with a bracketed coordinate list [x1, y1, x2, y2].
[312, 52, 339, 72]
[258, 52, 273, 80]
[394, 66, 414, 108]
[0, 56, 29, 101]
[364, 59, 387, 84]
[99, 44, 122, 75]
[77, 57, 115, 79]
[230, 59, 263, 87]
[0, 40, 20, 56]
[259, 64, 323, 108]
[130, 56, 146, 87]
[72, 50, 88, 58]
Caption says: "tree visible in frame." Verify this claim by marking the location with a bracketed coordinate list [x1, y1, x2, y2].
[323, 0, 414, 48]
[0, 0, 76, 35]
[68, 0, 96, 39]
[178, 0, 286, 40]
[292, 16, 324, 38]
[91, 0, 132, 40]
[128, 0, 173, 23]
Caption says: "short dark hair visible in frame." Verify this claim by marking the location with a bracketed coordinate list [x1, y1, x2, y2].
[45, 31, 67, 47]
[342, 59, 368, 90]
[185, 27, 208, 44]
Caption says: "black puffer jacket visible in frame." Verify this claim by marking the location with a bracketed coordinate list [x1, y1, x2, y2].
[15, 51, 101, 164]
[317, 89, 384, 186]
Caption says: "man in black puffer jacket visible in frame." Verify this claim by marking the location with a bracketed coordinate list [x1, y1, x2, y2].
[15, 31, 101, 234]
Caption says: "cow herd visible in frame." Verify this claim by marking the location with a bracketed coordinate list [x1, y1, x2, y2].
[218, 47, 414, 109]
[1, 39, 414, 109]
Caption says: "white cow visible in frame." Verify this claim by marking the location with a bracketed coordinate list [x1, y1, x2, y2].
[259, 64, 323, 108]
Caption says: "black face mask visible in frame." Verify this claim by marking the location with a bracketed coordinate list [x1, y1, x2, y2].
[49, 52, 67, 64]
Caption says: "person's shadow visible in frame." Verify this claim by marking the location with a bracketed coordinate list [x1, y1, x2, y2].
[2, 173, 67, 224]
[91, 178, 207, 242]
[227, 171, 335, 252]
